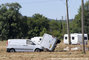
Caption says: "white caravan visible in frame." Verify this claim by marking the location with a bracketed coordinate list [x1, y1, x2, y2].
[64, 33, 88, 45]
[7, 39, 43, 52]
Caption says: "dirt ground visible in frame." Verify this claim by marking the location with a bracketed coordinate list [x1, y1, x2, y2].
[0, 41, 89, 60]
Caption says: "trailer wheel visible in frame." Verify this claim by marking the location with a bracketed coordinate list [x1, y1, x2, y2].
[35, 49, 41, 52]
[10, 48, 15, 52]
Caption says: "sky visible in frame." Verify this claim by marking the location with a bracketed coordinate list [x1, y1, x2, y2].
[0, 0, 88, 20]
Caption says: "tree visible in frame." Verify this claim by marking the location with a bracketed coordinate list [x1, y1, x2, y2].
[40, 28, 47, 36]
[0, 3, 28, 40]
[49, 20, 64, 40]
[27, 14, 49, 38]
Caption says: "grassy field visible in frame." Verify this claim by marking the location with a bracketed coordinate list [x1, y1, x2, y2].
[0, 41, 89, 60]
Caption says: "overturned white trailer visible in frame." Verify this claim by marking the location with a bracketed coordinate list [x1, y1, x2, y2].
[64, 33, 88, 45]
[40, 34, 57, 51]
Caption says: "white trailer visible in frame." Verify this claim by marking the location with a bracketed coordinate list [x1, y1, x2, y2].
[64, 33, 88, 45]
[40, 33, 57, 51]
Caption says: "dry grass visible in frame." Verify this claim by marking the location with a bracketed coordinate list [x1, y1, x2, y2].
[55, 41, 89, 52]
[0, 41, 89, 60]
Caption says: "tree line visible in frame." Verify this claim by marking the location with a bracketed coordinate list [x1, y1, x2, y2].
[0, 3, 66, 40]
[0, 1, 89, 40]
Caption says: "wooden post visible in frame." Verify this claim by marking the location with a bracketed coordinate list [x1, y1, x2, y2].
[66, 0, 71, 51]
[81, 0, 86, 54]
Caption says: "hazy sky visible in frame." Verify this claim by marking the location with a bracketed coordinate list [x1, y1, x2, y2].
[0, 0, 88, 20]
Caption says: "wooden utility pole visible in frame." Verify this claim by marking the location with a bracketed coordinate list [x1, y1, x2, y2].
[66, 0, 71, 50]
[81, 0, 86, 54]
[62, 16, 63, 20]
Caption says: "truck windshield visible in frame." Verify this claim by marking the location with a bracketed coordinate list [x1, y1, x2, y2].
[26, 40, 36, 45]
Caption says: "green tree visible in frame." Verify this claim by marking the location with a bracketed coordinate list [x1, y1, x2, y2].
[0, 3, 28, 40]
[49, 20, 64, 40]
[27, 14, 49, 38]
[40, 28, 47, 36]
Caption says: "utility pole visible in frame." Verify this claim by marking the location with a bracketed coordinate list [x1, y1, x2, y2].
[61, 16, 64, 36]
[62, 16, 63, 20]
[81, 0, 86, 54]
[66, 0, 71, 50]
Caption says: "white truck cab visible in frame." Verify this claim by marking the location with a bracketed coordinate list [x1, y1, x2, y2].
[31, 37, 43, 45]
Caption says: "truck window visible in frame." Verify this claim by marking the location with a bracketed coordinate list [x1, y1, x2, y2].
[72, 37, 74, 40]
[65, 37, 67, 40]
[84, 37, 87, 40]
[38, 38, 42, 42]
[40, 38, 42, 41]
[26, 40, 35, 45]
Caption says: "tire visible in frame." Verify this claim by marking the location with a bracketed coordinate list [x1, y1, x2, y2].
[35, 49, 41, 52]
[7, 49, 10, 52]
[10, 48, 15, 52]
